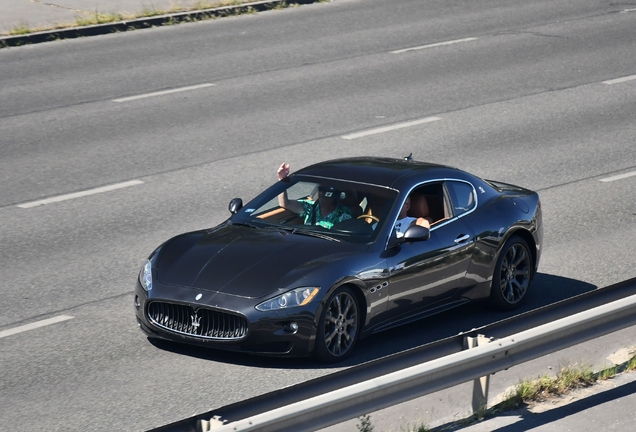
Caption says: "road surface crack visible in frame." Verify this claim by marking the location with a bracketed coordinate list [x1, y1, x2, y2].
[29, 0, 82, 13]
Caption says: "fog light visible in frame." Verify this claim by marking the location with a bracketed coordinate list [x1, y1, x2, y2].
[284, 322, 299, 333]
[134, 295, 140, 311]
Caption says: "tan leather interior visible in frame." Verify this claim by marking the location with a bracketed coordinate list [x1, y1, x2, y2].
[423, 193, 445, 223]
[256, 207, 304, 224]
[408, 192, 446, 225]
[256, 207, 286, 219]
[407, 193, 430, 220]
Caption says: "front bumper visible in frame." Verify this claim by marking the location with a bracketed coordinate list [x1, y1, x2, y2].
[134, 279, 319, 357]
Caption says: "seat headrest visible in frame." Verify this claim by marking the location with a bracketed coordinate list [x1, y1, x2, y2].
[339, 190, 359, 206]
[407, 193, 429, 218]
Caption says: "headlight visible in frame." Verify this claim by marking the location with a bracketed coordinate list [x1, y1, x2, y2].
[140, 259, 152, 291]
[255, 287, 320, 311]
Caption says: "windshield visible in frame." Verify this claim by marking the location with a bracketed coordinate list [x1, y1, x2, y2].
[232, 175, 398, 244]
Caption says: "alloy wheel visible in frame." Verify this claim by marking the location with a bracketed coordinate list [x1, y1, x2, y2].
[321, 289, 359, 358]
[498, 242, 531, 304]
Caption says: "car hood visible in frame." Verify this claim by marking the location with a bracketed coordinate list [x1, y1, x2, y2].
[156, 224, 361, 298]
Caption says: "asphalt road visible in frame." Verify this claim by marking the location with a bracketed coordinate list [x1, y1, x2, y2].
[1, 1, 636, 431]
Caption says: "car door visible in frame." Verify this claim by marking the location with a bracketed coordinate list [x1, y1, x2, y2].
[384, 180, 477, 323]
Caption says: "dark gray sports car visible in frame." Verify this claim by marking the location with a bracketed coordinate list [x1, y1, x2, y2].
[134, 156, 542, 362]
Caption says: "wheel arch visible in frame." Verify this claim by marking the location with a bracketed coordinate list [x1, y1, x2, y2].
[342, 281, 368, 330]
[505, 228, 538, 278]
[325, 279, 368, 330]
[314, 277, 367, 318]
[312, 280, 367, 362]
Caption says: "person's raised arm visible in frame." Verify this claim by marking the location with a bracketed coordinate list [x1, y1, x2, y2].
[277, 163, 304, 214]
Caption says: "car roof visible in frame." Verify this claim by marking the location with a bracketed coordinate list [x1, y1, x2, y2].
[294, 156, 467, 190]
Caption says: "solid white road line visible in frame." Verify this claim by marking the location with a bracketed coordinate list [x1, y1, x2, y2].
[602, 75, 636, 85]
[599, 171, 636, 182]
[0, 315, 74, 339]
[17, 180, 144, 208]
[342, 117, 441, 140]
[113, 83, 215, 102]
[391, 37, 478, 54]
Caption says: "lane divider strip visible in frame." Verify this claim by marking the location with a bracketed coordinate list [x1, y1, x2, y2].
[391, 37, 478, 54]
[602, 75, 636, 85]
[342, 117, 441, 140]
[0, 315, 74, 339]
[17, 180, 144, 208]
[113, 83, 215, 102]
[599, 171, 636, 182]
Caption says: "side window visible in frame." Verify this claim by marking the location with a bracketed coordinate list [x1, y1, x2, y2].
[445, 181, 476, 217]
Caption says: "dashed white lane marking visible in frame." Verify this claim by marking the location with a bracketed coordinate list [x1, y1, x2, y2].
[342, 117, 441, 140]
[113, 83, 215, 102]
[0, 315, 74, 339]
[599, 171, 636, 182]
[391, 37, 478, 54]
[17, 180, 144, 208]
[602, 75, 636, 85]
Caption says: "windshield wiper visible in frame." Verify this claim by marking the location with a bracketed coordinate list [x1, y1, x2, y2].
[289, 228, 340, 242]
[263, 225, 340, 242]
[231, 221, 260, 229]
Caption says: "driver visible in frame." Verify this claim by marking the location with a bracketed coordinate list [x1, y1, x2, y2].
[277, 163, 352, 229]
[394, 195, 431, 238]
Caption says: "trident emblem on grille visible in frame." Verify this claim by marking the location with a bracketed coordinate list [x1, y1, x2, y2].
[191, 311, 201, 329]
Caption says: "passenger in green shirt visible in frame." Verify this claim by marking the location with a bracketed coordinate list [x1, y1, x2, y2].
[277, 163, 352, 229]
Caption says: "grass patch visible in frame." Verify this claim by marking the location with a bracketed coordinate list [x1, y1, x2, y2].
[345, 351, 636, 432]
[75, 10, 135, 27]
[71, 1, 249, 27]
[9, 22, 33, 35]
[356, 414, 374, 432]
[597, 365, 619, 380]
[627, 355, 636, 371]
[457, 351, 636, 429]
[6, 0, 306, 37]
[500, 364, 596, 409]
[355, 351, 636, 432]
[356, 414, 430, 432]
[400, 423, 430, 432]
[496, 354, 636, 413]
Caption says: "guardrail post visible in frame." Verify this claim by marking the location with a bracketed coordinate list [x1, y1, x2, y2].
[464, 334, 491, 413]
[198, 415, 224, 431]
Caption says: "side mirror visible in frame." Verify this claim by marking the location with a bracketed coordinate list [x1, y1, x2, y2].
[228, 198, 243, 214]
[403, 225, 430, 241]
[387, 224, 430, 249]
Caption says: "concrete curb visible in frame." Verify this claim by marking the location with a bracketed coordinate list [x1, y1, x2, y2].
[0, 0, 319, 48]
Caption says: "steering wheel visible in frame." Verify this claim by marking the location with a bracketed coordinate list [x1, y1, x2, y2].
[357, 214, 380, 223]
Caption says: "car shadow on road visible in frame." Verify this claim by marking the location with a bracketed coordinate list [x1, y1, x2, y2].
[148, 272, 596, 369]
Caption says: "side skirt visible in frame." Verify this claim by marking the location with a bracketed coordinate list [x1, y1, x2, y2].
[368, 299, 471, 335]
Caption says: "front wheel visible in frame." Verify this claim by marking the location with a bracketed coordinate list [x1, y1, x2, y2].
[490, 235, 533, 310]
[314, 286, 360, 362]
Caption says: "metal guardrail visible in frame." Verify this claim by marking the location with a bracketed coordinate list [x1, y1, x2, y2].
[151, 277, 636, 432]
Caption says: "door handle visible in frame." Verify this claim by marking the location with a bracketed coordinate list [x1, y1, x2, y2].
[454, 234, 470, 243]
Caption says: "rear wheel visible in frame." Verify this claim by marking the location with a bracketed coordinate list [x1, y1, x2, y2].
[314, 286, 360, 362]
[490, 235, 533, 310]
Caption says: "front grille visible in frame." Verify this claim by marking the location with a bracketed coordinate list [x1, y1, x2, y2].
[147, 302, 248, 340]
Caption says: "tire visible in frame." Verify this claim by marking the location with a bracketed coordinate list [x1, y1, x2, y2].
[490, 235, 533, 310]
[314, 286, 360, 362]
